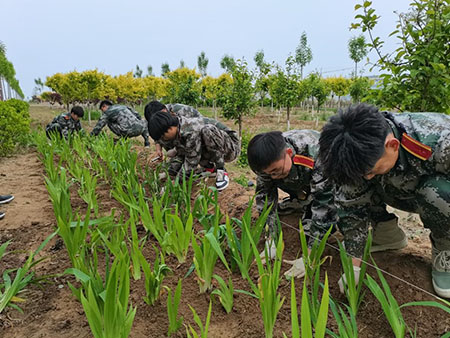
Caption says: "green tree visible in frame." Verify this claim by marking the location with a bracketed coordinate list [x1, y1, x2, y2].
[295, 31, 313, 79]
[349, 76, 372, 103]
[34, 78, 44, 95]
[147, 65, 153, 77]
[253, 50, 272, 107]
[269, 57, 299, 130]
[166, 67, 201, 106]
[197, 51, 209, 77]
[304, 72, 330, 113]
[348, 35, 368, 76]
[161, 63, 170, 78]
[325, 76, 351, 108]
[134, 65, 143, 78]
[219, 59, 255, 138]
[179, 60, 185, 68]
[352, 0, 450, 113]
[0, 41, 24, 99]
[220, 55, 235, 73]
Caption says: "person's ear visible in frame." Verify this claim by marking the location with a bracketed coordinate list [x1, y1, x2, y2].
[286, 148, 293, 157]
[385, 138, 400, 152]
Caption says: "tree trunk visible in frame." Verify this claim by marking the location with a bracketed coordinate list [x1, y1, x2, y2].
[238, 115, 242, 140]
[213, 100, 217, 120]
[0, 77, 3, 101]
[338, 96, 341, 109]
[287, 105, 291, 131]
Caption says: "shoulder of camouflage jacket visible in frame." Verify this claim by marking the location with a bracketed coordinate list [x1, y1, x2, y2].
[391, 112, 450, 161]
[283, 129, 320, 160]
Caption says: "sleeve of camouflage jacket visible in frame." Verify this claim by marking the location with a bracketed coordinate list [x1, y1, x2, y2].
[434, 129, 450, 174]
[333, 182, 374, 257]
[307, 164, 338, 247]
[90, 114, 108, 136]
[179, 131, 202, 177]
[255, 174, 279, 236]
[56, 115, 70, 138]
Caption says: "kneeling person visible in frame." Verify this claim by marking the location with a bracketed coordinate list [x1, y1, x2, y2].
[248, 130, 337, 275]
[46, 106, 84, 139]
[148, 112, 240, 191]
[91, 100, 150, 147]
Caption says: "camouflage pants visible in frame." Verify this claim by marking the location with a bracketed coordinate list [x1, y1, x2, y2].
[340, 175, 450, 256]
[168, 125, 240, 175]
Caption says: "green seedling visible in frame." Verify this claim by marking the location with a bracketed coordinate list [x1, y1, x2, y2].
[186, 301, 212, 338]
[211, 274, 234, 313]
[140, 249, 171, 306]
[166, 279, 184, 336]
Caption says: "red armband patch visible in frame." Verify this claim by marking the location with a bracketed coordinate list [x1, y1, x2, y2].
[401, 133, 432, 160]
[293, 154, 315, 169]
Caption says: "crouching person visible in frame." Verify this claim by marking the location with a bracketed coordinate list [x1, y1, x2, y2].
[46, 106, 84, 139]
[148, 111, 240, 191]
[247, 130, 338, 277]
[319, 103, 450, 297]
[91, 100, 150, 147]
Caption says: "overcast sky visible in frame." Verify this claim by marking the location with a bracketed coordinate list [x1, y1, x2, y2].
[1, 0, 412, 98]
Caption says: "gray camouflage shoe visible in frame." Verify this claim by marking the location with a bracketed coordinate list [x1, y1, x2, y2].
[371, 218, 408, 253]
[431, 236, 450, 298]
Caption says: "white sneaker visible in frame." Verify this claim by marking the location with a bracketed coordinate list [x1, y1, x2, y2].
[215, 169, 229, 191]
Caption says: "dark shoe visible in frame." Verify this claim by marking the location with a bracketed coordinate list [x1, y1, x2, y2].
[0, 211, 4, 220]
[0, 195, 14, 204]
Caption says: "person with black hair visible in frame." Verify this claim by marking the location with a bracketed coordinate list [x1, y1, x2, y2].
[319, 103, 450, 297]
[247, 130, 337, 277]
[45, 106, 84, 139]
[91, 100, 150, 147]
[148, 111, 240, 191]
[144, 101, 202, 158]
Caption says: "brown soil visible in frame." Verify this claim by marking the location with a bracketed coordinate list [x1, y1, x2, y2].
[0, 147, 449, 337]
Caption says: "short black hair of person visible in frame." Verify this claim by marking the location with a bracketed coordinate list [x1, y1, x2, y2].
[144, 101, 167, 122]
[247, 131, 286, 173]
[147, 111, 179, 141]
[318, 103, 391, 185]
[71, 106, 84, 118]
[99, 100, 113, 110]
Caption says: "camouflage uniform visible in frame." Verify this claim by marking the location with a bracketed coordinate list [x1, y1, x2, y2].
[167, 116, 240, 177]
[91, 105, 150, 144]
[156, 105, 203, 151]
[334, 112, 450, 257]
[46, 112, 83, 139]
[165, 103, 202, 119]
[255, 130, 337, 239]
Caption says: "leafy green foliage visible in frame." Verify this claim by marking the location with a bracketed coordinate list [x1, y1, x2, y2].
[352, 0, 450, 113]
[186, 301, 213, 338]
[349, 76, 372, 103]
[0, 99, 30, 157]
[348, 35, 368, 76]
[219, 59, 256, 138]
[140, 250, 171, 306]
[295, 31, 313, 79]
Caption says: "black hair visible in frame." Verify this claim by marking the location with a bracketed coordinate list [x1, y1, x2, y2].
[71, 106, 84, 118]
[99, 100, 113, 110]
[148, 111, 179, 141]
[247, 131, 286, 173]
[144, 101, 167, 122]
[318, 103, 391, 185]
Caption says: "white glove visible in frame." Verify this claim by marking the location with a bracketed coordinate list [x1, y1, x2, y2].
[259, 240, 277, 264]
[283, 258, 306, 279]
[166, 149, 177, 158]
[338, 266, 361, 294]
[158, 172, 167, 180]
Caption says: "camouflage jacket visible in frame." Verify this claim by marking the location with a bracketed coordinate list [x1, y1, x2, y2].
[255, 130, 337, 238]
[46, 112, 83, 138]
[335, 112, 450, 256]
[157, 104, 203, 151]
[91, 105, 149, 143]
[169, 116, 237, 175]
[166, 103, 202, 118]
